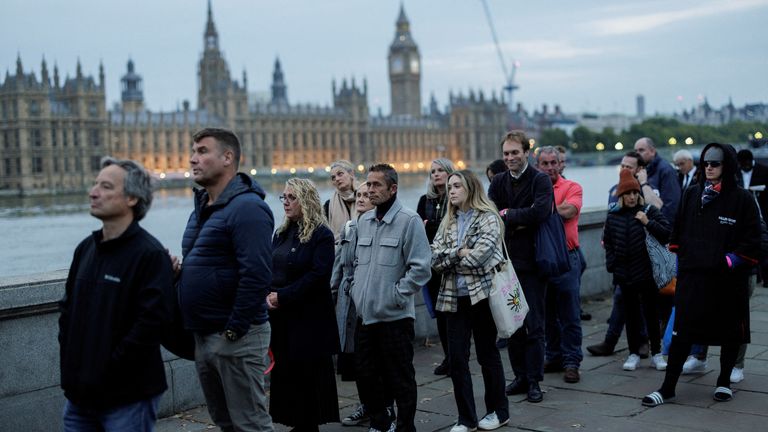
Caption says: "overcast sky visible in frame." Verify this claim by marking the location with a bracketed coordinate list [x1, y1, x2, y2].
[3, 0, 767, 116]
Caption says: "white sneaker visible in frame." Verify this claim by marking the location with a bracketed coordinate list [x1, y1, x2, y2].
[730, 367, 745, 383]
[478, 412, 508, 431]
[623, 354, 641, 371]
[651, 353, 667, 371]
[682, 356, 708, 374]
[450, 424, 478, 432]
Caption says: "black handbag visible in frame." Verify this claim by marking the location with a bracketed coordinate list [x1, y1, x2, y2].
[535, 203, 572, 278]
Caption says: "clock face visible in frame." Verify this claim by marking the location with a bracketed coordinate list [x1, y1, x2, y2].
[410, 57, 420, 73]
[391, 55, 404, 74]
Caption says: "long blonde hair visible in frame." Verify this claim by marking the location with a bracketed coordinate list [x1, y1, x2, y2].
[437, 170, 504, 239]
[276, 178, 328, 243]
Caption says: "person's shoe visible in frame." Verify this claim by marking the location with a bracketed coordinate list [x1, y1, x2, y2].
[623, 354, 641, 371]
[586, 341, 615, 356]
[638, 342, 650, 359]
[651, 353, 667, 371]
[505, 377, 528, 395]
[495, 338, 508, 349]
[642, 391, 675, 407]
[730, 367, 745, 383]
[682, 356, 708, 374]
[527, 382, 543, 403]
[543, 361, 565, 373]
[713, 386, 733, 402]
[368, 422, 396, 432]
[580, 311, 592, 321]
[478, 412, 508, 431]
[342, 404, 368, 426]
[563, 367, 580, 383]
[434, 358, 450, 376]
[450, 424, 477, 432]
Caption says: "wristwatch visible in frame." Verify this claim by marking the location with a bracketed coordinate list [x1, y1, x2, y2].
[224, 329, 239, 341]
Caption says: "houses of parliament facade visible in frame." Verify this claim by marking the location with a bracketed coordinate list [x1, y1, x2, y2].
[0, 3, 507, 194]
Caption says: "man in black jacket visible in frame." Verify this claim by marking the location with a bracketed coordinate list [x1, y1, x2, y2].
[59, 158, 173, 431]
[177, 128, 275, 431]
[488, 130, 552, 403]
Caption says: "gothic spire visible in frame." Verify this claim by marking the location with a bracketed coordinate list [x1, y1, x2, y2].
[41, 56, 50, 86]
[16, 53, 23, 76]
[204, 0, 219, 50]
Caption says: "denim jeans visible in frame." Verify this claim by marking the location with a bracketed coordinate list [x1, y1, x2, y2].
[194, 322, 273, 432]
[62, 395, 161, 432]
[446, 297, 508, 428]
[545, 249, 583, 369]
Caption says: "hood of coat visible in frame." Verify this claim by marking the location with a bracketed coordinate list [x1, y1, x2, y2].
[698, 142, 738, 190]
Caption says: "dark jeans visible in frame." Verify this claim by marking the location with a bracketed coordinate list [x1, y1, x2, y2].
[545, 249, 583, 369]
[446, 297, 508, 428]
[621, 280, 661, 355]
[356, 318, 417, 432]
[63, 395, 161, 432]
[661, 336, 740, 396]
[507, 270, 547, 383]
[605, 285, 648, 345]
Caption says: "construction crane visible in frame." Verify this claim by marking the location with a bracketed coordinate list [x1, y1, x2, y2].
[480, 0, 519, 113]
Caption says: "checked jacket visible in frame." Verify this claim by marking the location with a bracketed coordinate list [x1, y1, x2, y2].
[431, 209, 504, 313]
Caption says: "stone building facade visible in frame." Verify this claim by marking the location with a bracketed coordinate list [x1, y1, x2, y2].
[0, 3, 507, 194]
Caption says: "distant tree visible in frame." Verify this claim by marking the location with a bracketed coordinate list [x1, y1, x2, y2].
[539, 128, 569, 148]
[571, 126, 595, 153]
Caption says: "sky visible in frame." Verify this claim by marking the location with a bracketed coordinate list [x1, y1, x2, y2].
[2, 0, 767, 116]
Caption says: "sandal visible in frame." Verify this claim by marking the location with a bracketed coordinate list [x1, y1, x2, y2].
[642, 391, 674, 407]
[713, 386, 733, 402]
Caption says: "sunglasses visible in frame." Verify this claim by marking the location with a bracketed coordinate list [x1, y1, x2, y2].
[703, 161, 722, 168]
[278, 194, 297, 203]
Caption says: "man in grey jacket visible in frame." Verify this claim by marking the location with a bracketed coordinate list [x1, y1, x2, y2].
[352, 163, 432, 432]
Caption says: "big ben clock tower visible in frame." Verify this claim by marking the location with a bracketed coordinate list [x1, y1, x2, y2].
[388, 4, 421, 117]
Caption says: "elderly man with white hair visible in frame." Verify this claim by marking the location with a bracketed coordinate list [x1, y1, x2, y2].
[673, 149, 698, 191]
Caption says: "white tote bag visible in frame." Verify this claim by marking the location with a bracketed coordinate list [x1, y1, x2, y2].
[489, 243, 529, 338]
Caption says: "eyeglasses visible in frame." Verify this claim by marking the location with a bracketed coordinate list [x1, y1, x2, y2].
[278, 194, 297, 203]
[704, 161, 722, 168]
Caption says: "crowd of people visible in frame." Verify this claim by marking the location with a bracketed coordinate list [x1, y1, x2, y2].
[57, 127, 762, 431]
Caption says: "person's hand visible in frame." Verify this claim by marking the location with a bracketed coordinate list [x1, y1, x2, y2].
[458, 248, 471, 257]
[266, 292, 279, 310]
[636, 169, 648, 184]
[167, 249, 181, 276]
[635, 211, 649, 225]
[499, 208, 508, 217]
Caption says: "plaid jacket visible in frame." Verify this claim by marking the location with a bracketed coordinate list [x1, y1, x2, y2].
[431, 210, 504, 312]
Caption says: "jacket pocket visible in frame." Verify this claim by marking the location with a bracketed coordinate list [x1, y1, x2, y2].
[357, 236, 373, 265]
[377, 237, 400, 266]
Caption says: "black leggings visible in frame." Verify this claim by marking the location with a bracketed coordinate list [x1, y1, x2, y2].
[660, 336, 740, 397]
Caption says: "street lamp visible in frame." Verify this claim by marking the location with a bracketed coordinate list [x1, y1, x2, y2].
[756, 131, 764, 140]
[596, 142, 605, 151]
[668, 137, 677, 145]
[685, 137, 694, 145]
[615, 142, 623, 150]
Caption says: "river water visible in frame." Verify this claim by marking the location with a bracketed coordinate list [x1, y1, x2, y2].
[0, 165, 620, 277]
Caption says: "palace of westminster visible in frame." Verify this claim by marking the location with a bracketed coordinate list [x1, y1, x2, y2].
[0, 3, 512, 193]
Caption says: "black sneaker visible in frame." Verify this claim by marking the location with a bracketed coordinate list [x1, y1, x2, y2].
[342, 405, 368, 426]
[434, 358, 451, 376]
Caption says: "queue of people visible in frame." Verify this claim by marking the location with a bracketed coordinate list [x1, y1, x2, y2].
[56, 126, 761, 432]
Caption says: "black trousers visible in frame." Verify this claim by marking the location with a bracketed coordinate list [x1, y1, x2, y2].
[356, 318, 417, 432]
[446, 297, 508, 428]
[620, 279, 662, 355]
[506, 270, 547, 383]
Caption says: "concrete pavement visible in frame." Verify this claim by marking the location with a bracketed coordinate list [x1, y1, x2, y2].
[158, 286, 768, 432]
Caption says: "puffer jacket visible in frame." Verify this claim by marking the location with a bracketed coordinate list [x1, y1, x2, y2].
[603, 203, 670, 285]
[178, 173, 274, 336]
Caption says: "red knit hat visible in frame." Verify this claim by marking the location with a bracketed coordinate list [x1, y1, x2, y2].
[616, 168, 641, 196]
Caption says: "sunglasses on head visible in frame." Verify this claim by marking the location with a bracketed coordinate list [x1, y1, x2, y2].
[704, 161, 722, 168]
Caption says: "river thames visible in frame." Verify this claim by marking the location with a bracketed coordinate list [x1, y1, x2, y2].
[0, 165, 620, 277]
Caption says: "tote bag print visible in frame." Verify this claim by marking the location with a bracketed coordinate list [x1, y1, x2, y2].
[490, 260, 529, 338]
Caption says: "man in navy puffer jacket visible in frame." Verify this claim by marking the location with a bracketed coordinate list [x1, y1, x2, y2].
[177, 128, 275, 432]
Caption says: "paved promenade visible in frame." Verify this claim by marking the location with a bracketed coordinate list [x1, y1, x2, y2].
[158, 286, 768, 432]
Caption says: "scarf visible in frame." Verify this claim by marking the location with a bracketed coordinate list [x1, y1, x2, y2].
[701, 181, 722, 208]
[329, 189, 356, 241]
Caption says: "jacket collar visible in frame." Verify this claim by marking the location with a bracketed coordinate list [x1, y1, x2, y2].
[363, 198, 403, 224]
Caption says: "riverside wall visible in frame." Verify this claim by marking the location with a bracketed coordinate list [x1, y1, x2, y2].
[0, 208, 609, 430]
